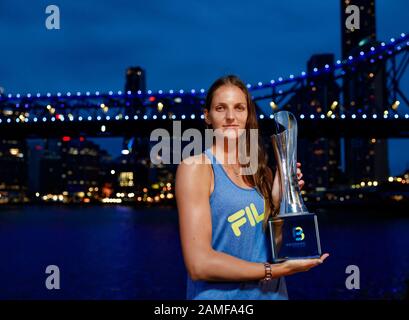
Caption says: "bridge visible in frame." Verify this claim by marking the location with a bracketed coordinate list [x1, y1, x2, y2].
[0, 32, 408, 139]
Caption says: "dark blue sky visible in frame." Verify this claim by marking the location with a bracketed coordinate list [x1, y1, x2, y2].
[0, 0, 408, 174]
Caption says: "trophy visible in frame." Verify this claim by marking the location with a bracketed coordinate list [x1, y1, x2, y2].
[268, 111, 322, 263]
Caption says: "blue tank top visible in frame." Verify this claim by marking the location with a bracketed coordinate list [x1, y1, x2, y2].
[186, 148, 288, 300]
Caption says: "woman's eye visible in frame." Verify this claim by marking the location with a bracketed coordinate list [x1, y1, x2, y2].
[216, 106, 224, 111]
[236, 105, 245, 111]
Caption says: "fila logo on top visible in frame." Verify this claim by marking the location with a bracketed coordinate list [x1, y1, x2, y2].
[227, 203, 264, 237]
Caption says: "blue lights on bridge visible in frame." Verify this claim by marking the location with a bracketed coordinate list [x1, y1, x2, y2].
[0, 112, 407, 124]
[0, 32, 408, 127]
[0, 32, 406, 101]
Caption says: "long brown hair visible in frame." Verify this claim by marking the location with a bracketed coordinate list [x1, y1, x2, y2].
[204, 75, 278, 229]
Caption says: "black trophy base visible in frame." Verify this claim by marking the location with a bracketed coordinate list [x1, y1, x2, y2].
[268, 212, 322, 263]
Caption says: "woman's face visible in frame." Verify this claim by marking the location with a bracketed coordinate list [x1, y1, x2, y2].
[205, 84, 248, 139]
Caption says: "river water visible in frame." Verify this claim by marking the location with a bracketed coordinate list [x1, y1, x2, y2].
[0, 205, 408, 300]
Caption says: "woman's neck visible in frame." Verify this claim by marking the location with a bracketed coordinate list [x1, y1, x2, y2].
[212, 139, 239, 166]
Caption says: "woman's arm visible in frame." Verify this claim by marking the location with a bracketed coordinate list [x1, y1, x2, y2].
[176, 156, 325, 282]
[176, 156, 269, 281]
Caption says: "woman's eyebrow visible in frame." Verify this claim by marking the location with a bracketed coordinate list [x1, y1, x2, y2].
[213, 102, 246, 106]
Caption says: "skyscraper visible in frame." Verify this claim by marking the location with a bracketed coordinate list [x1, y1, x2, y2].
[302, 54, 341, 190]
[124, 66, 147, 117]
[0, 139, 28, 203]
[284, 54, 341, 190]
[125, 66, 146, 93]
[341, 0, 389, 184]
[39, 137, 106, 202]
[341, 0, 376, 58]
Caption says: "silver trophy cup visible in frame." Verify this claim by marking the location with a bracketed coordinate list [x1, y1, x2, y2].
[268, 111, 322, 263]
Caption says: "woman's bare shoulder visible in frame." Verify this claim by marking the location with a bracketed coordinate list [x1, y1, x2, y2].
[176, 153, 212, 184]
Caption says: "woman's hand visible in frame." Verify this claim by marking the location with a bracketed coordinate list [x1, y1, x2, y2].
[296, 162, 304, 190]
[272, 162, 305, 207]
[281, 253, 330, 276]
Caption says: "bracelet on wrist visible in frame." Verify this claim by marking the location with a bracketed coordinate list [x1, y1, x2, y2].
[262, 262, 272, 282]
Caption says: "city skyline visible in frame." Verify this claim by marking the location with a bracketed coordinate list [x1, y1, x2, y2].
[8, 134, 409, 206]
[0, 0, 408, 176]
[1, 1, 409, 303]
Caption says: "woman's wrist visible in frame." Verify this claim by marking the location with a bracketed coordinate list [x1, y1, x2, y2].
[260, 262, 288, 281]
[271, 261, 290, 277]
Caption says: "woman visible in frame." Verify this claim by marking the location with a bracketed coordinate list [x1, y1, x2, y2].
[175, 75, 329, 300]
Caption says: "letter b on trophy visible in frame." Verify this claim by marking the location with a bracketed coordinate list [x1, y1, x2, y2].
[268, 111, 322, 263]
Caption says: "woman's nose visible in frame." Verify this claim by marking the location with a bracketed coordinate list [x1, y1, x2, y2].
[226, 108, 235, 120]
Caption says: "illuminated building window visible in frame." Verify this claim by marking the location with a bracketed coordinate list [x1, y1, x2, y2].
[9, 148, 19, 156]
[69, 148, 79, 155]
[314, 149, 324, 156]
[119, 172, 134, 187]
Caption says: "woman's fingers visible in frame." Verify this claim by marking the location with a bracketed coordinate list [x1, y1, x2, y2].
[319, 253, 330, 263]
[311, 254, 329, 267]
[296, 163, 303, 187]
[314, 254, 330, 266]
[304, 259, 322, 269]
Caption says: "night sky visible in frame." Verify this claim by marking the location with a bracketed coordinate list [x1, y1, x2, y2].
[0, 0, 408, 175]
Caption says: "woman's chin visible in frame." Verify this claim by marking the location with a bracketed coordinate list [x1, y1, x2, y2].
[216, 128, 245, 139]
[223, 129, 240, 139]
